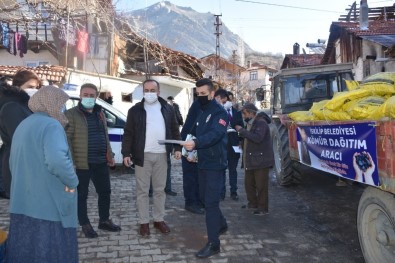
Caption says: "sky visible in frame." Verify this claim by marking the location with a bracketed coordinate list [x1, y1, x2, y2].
[115, 0, 394, 55]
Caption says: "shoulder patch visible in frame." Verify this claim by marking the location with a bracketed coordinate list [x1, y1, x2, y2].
[219, 119, 227, 126]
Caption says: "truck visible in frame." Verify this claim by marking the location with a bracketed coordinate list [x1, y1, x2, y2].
[270, 63, 395, 263]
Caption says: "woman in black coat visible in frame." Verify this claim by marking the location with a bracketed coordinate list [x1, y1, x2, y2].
[0, 83, 32, 197]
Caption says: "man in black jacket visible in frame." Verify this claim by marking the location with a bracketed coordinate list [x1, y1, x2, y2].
[122, 79, 181, 237]
[183, 78, 228, 259]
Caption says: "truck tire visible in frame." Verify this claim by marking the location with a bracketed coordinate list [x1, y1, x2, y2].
[357, 187, 395, 263]
[271, 119, 301, 186]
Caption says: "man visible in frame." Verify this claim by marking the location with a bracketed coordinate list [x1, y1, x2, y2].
[167, 96, 183, 126]
[183, 78, 228, 258]
[122, 79, 182, 237]
[215, 89, 244, 201]
[180, 99, 204, 214]
[235, 104, 274, 215]
[65, 83, 121, 238]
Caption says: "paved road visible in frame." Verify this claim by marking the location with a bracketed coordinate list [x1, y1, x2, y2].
[0, 160, 365, 262]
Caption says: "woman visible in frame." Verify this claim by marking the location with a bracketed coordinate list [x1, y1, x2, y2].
[6, 86, 79, 262]
[0, 83, 31, 197]
[12, 69, 41, 90]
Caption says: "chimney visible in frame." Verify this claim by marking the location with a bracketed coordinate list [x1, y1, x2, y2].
[359, 0, 369, 30]
[293, 43, 300, 55]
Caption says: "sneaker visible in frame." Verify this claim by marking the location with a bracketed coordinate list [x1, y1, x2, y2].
[98, 219, 121, 232]
[82, 223, 98, 238]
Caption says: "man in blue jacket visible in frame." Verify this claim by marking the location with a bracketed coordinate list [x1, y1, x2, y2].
[183, 78, 228, 258]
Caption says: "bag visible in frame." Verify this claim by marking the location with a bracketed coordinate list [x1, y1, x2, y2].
[182, 134, 198, 162]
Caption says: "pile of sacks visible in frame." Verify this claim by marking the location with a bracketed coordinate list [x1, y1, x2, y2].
[289, 72, 395, 121]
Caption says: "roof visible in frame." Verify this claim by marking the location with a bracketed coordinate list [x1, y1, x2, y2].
[0, 65, 67, 82]
[280, 54, 324, 69]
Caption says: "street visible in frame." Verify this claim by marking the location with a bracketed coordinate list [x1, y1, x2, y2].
[0, 160, 365, 263]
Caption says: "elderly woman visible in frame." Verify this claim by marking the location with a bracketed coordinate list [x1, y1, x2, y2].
[6, 86, 79, 262]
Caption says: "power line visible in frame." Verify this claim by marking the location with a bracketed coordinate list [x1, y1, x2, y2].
[234, 0, 343, 13]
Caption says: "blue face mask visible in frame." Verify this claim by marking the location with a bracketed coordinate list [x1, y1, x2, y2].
[81, 97, 95, 109]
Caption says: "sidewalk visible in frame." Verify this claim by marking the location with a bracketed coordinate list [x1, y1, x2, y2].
[0, 158, 364, 262]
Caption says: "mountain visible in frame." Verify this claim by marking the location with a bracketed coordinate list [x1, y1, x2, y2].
[123, 1, 254, 61]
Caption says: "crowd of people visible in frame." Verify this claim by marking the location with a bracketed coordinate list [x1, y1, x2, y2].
[0, 73, 273, 261]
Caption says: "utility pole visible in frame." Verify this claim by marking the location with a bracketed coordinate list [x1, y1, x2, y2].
[214, 14, 222, 81]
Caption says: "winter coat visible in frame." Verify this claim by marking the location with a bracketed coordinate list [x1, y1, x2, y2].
[121, 97, 181, 167]
[65, 104, 113, 170]
[238, 115, 274, 170]
[194, 99, 228, 170]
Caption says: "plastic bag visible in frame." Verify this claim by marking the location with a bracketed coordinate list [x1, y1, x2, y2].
[342, 96, 385, 120]
[369, 96, 395, 120]
[182, 134, 198, 162]
[288, 111, 317, 121]
[324, 89, 371, 111]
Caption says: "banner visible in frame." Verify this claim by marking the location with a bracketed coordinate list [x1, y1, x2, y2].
[296, 122, 379, 186]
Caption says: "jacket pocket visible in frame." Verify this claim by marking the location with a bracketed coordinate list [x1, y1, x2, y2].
[248, 152, 264, 168]
[59, 190, 77, 217]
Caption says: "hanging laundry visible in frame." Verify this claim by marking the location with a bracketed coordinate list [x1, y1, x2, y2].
[77, 30, 89, 53]
[8, 32, 16, 56]
[2, 24, 9, 48]
[58, 19, 76, 46]
[18, 34, 28, 58]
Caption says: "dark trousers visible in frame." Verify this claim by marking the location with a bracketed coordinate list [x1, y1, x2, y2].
[182, 156, 201, 207]
[221, 149, 240, 196]
[165, 153, 172, 192]
[199, 169, 227, 246]
[76, 162, 111, 225]
[244, 168, 269, 211]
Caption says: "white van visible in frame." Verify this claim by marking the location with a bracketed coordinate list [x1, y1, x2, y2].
[27, 88, 127, 165]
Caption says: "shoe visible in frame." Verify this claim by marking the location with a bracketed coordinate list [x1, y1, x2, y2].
[98, 219, 121, 232]
[139, 223, 150, 237]
[154, 221, 170, 234]
[230, 193, 239, 201]
[241, 204, 257, 209]
[195, 242, 220, 258]
[165, 190, 177, 196]
[82, 223, 98, 238]
[252, 210, 268, 216]
[185, 205, 205, 215]
[219, 224, 228, 235]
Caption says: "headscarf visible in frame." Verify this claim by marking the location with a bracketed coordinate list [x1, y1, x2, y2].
[28, 85, 69, 127]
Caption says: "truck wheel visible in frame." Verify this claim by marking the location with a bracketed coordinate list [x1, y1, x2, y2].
[357, 187, 395, 263]
[271, 119, 301, 186]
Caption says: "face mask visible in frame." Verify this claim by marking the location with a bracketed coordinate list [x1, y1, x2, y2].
[198, 95, 210, 105]
[223, 101, 232, 110]
[81, 97, 95, 109]
[144, 92, 158, 104]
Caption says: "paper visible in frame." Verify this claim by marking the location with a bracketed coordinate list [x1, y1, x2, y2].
[233, 146, 242, 153]
[158, 139, 185, 145]
[227, 128, 237, 133]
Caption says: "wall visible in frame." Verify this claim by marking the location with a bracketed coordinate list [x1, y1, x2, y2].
[0, 49, 58, 67]
[65, 70, 141, 115]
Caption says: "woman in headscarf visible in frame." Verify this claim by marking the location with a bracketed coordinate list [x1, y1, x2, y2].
[0, 83, 31, 198]
[6, 86, 79, 263]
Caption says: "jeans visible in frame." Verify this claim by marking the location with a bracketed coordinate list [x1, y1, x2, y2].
[199, 169, 227, 246]
[182, 156, 201, 207]
[76, 163, 111, 225]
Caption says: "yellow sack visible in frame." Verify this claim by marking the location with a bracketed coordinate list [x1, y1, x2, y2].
[363, 72, 395, 84]
[369, 96, 395, 120]
[342, 96, 385, 120]
[359, 82, 395, 96]
[345, 80, 360, 91]
[288, 111, 317, 121]
[324, 89, 371, 111]
[310, 100, 351, 121]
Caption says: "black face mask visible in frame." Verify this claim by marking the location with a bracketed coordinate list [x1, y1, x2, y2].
[198, 95, 210, 105]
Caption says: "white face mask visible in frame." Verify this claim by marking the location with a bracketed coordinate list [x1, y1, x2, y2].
[144, 92, 158, 104]
[223, 101, 233, 110]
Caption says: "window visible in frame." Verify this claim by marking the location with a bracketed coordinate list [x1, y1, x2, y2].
[250, 71, 257, 81]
